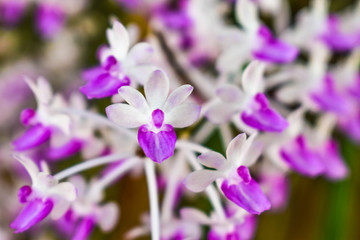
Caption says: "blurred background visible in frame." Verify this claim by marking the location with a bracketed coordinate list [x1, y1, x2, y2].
[0, 0, 359, 239]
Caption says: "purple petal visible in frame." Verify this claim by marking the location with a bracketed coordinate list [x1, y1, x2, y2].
[311, 75, 352, 115]
[0, 1, 26, 26]
[237, 166, 251, 183]
[234, 215, 257, 239]
[253, 25, 299, 63]
[13, 125, 51, 151]
[80, 73, 130, 99]
[10, 198, 54, 233]
[82, 67, 106, 82]
[72, 217, 95, 240]
[221, 179, 271, 215]
[36, 4, 66, 39]
[241, 93, 288, 132]
[260, 174, 289, 211]
[320, 140, 348, 180]
[138, 124, 176, 163]
[18, 186, 32, 204]
[47, 139, 83, 161]
[320, 15, 359, 52]
[152, 109, 165, 128]
[280, 135, 324, 177]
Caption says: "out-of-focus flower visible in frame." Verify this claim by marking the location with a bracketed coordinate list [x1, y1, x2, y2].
[106, 69, 200, 163]
[81, 20, 157, 99]
[10, 155, 76, 233]
[0, 0, 27, 26]
[13, 77, 71, 151]
[185, 133, 270, 214]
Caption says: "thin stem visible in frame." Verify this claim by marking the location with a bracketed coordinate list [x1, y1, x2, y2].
[176, 140, 212, 154]
[54, 153, 129, 181]
[160, 152, 185, 221]
[58, 108, 138, 141]
[145, 159, 160, 240]
[184, 151, 226, 221]
[92, 157, 141, 190]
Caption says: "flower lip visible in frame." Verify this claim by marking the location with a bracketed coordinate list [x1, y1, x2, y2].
[20, 108, 36, 126]
[103, 56, 118, 71]
[152, 109, 165, 129]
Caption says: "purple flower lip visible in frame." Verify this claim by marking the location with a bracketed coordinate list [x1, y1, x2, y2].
[71, 217, 96, 240]
[10, 198, 54, 233]
[20, 108, 36, 126]
[241, 93, 289, 132]
[138, 124, 177, 163]
[152, 109, 165, 129]
[47, 139, 83, 161]
[237, 165, 251, 183]
[13, 124, 52, 151]
[18, 185, 32, 204]
[253, 25, 299, 63]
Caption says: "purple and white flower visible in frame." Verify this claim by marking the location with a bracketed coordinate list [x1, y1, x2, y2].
[106, 69, 201, 163]
[80, 20, 157, 99]
[185, 133, 271, 214]
[206, 61, 288, 132]
[13, 77, 71, 151]
[10, 155, 76, 233]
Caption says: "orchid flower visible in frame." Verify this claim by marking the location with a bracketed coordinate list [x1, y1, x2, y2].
[80, 20, 157, 99]
[13, 77, 71, 151]
[206, 61, 288, 132]
[10, 155, 76, 233]
[0, 0, 27, 26]
[56, 175, 119, 240]
[216, 0, 298, 74]
[185, 133, 271, 215]
[106, 69, 200, 163]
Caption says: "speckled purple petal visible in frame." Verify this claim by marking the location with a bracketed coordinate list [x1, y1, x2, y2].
[47, 139, 83, 161]
[241, 93, 288, 132]
[80, 73, 130, 99]
[13, 125, 51, 151]
[253, 25, 299, 63]
[221, 179, 271, 215]
[72, 217, 95, 240]
[36, 3, 66, 39]
[138, 124, 176, 163]
[10, 198, 54, 233]
[280, 135, 324, 177]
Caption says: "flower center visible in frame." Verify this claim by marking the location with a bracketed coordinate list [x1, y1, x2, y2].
[152, 109, 165, 129]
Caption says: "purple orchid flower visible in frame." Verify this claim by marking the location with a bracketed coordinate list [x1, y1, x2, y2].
[81, 20, 156, 99]
[319, 140, 348, 180]
[185, 133, 271, 215]
[10, 155, 76, 233]
[320, 15, 360, 52]
[206, 61, 288, 132]
[311, 74, 353, 115]
[106, 69, 201, 163]
[260, 173, 289, 211]
[36, 2, 66, 39]
[13, 77, 71, 151]
[0, 0, 27, 26]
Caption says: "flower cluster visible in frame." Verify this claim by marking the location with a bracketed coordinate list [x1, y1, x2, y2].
[1, 0, 359, 239]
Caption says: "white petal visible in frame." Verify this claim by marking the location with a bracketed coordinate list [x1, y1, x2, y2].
[244, 140, 263, 167]
[236, 0, 260, 32]
[106, 103, 147, 128]
[107, 20, 129, 60]
[144, 70, 169, 109]
[50, 197, 70, 220]
[97, 202, 119, 232]
[163, 85, 193, 112]
[69, 92, 87, 110]
[49, 182, 77, 202]
[127, 42, 154, 65]
[184, 170, 224, 192]
[180, 208, 212, 224]
[226, 133, 247, 163]
[166, 103, 201, 128]
[69, 175, 87, 197]
[216, 84, 243, 102]
[118, 86, 149, 114]
[205, 101, 239, 124]
[126, 65, 159, 85]
[241, 61, 265, 95]
[198, 151, 226, 169]
[25, 76, 53, 105]
[13, 154, 39, 185]
[216, 47, 249, 73]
